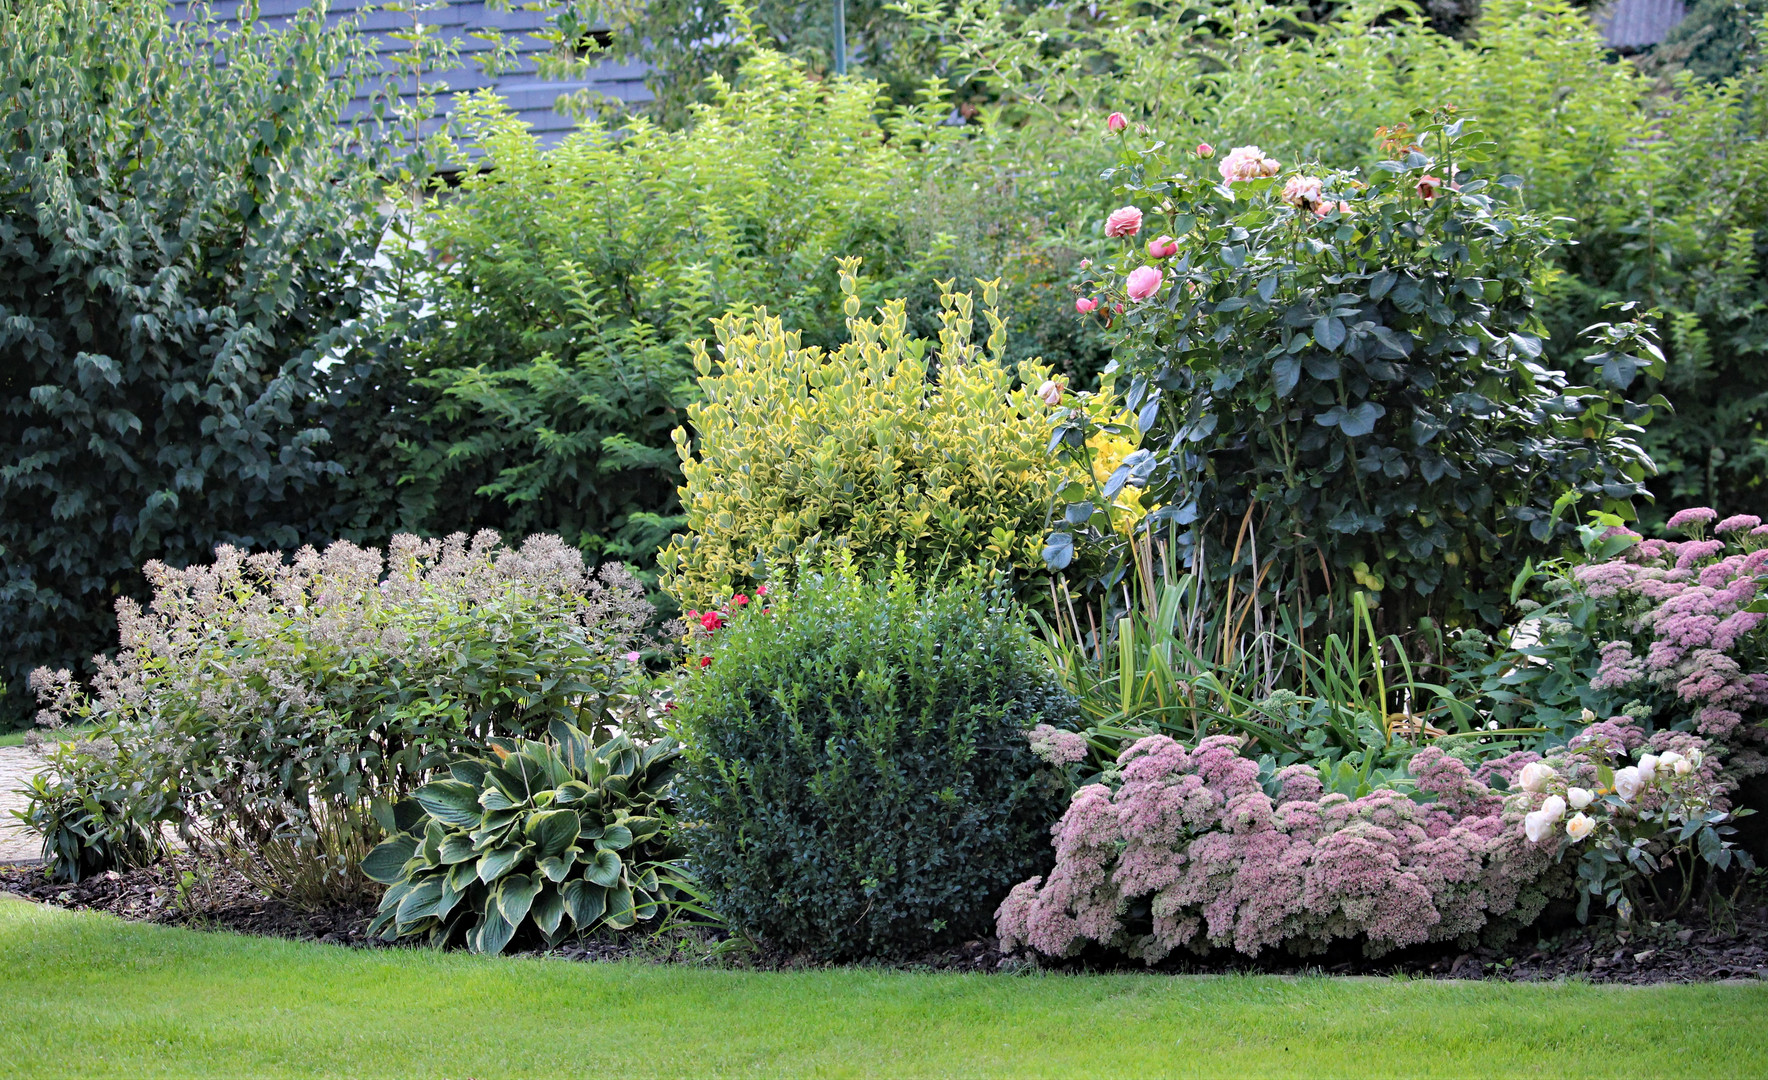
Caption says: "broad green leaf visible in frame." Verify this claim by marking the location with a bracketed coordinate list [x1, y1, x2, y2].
[414, 780, 483, 827]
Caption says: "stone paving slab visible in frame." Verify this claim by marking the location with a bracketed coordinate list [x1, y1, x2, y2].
[0, 747, 46, 863]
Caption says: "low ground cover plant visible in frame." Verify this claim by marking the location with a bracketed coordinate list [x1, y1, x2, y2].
[363, 721, 693, 954]
[997, 723, 1748, 962]
[20, 533, 655, 895]
[674, 564, 1073, 959]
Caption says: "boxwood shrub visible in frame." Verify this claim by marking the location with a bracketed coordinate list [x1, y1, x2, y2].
[674, 566, 1073, 960]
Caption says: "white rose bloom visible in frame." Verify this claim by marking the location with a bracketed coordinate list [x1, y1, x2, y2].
[1613, 766, 1643, 801]
[1518, 762, 1557, 793]
[1689, 749, 1705, 768]
[1566, 813, 1595, 842]
[1659, 750, 1684, 766]
[1539, 794, 1567, 822]
[1581, 708, 1598, 724]
[1638, 754, 1660, 782]
[1524, 809, 1554, 843]
[1567, 787, 1594, 810]
[1674, 758, 1694, 776]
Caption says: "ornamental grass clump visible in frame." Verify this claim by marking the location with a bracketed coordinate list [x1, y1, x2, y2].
[675, 565, 1074, 960]
[24, 532, 655, 891]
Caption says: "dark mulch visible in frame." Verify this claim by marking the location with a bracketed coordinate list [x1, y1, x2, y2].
[6, 856, 1767, 982]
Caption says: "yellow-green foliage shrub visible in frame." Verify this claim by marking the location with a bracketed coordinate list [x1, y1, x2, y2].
[658, 260, 1084, 609]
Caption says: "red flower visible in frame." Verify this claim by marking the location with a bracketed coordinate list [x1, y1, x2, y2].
[700, 610, 724, 631]
[732, 593, 750, 607]
[1106, 112, 1127, 133]
[755, 584, 768, 596]
[699, 656, 712, 668]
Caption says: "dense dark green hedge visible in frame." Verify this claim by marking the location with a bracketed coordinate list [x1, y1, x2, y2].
[675, 569, 1072, 959]
[0, 0, 410, 725]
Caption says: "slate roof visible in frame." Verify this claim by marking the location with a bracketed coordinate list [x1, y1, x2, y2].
[170, 0, 652, 146]
[1597, 0, 1688, 50]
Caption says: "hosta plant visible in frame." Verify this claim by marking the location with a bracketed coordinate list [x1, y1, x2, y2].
[364, 722, 689, 954]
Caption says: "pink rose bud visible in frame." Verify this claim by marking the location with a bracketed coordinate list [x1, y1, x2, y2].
[1196, 142, 1214, 158]
[1417, 174, 1444, 199]
[1036, 380, 1063, 406]
[1078, 258, 1091, 270]
[1104, 205, 1143, 238]
[1075, 296, 1098, 314]
[1146, 235, 1178, 259]
[1113, 303, 1126, 314]
[1126, 266, 1164, 301]
[1106, 112, 1128, 132]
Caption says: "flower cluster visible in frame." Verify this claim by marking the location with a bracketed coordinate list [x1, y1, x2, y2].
[997, 736, 1569, 962]
[1569, 508, 1768, 743]
[684, 586, 769, 668]
[1218, 144, 1279, 184]
[1508, 724, 1746, 920]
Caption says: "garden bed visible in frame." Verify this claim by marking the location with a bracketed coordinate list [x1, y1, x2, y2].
[7, 856, 1765, 984]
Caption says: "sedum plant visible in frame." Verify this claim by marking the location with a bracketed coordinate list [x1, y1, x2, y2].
[659, 259, 1090, 610]
[364, 722, 688, 954]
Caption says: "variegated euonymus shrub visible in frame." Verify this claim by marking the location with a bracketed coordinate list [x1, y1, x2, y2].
[658, 258, 1093, 610]
[364, 722, 689, 954]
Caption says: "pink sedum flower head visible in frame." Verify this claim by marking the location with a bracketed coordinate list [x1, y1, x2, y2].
[1106, 112, 1128, 133]
[1146, 235, 1179, 259]
[1218, 145, 1279, 183]
[1565, 813, 1595, 842]
[1666, 506, 1718, 532]
[1518, 761, 1556, 793]
[1036, 380, 1064, 406]
[1281, 175, 1324, 210]
[1125, 266, 1164, 301]
[1105, 206, 1144, 238]
[1075, 296, 1098, 315]
[1196, 142, 1214, 158]
[1716, 514, 1761, 534]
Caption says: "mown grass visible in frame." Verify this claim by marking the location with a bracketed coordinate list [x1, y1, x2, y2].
[0, 896, 1763, 1079]
[0, 726, 93, 748]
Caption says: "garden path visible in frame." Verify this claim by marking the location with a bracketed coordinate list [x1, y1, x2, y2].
[0, 748, 45, 862]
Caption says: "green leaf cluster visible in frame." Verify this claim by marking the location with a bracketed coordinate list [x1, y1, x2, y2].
[1050, 113, 1661, 641]
[674, 564, 1071, 959]
[658, 261, 1087, 610]
[0, 0, 407, 726]
[365, 721, 690, 954]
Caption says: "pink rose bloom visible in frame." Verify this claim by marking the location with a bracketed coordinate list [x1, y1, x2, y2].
[1105, 206, 1144, 238]
[1417, 174, 1445, 199]
[1036, 380, 1064, 406]
[1281, 175, 1323, 209]
[1146, 235, 1178, 259]
[1126, 266, 1164, 301]
[623, 651, 642, 663]
[1196, 142, 1214, 158]
[1218, 145, 1278, 183]
[1075, 296, 1098, 314]
[1107, 112, 1128, 132]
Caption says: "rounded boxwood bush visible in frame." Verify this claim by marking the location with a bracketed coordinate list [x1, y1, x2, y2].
[675, 568, 1073, 959]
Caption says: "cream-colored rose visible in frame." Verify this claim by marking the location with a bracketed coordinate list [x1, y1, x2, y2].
[1674, 758, 1694, 776]
[1638, 754, 1660, 783]
[1613, 766, 1643, 801]
[1567, 787, 1594, 810]
[1524, 809, 1554, 843]
[1581, 708, 1598, 724]
[1539, 794, 1566, 822]
[1566, 813, 1595, 842]
[1518, 762, 1557, 793]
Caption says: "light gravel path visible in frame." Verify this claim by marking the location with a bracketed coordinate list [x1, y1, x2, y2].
[0, 746, 46, 863]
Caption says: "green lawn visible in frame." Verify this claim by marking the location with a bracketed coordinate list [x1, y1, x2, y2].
[0, 726, 92, 748]
[1, 896, 1764, 1079]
